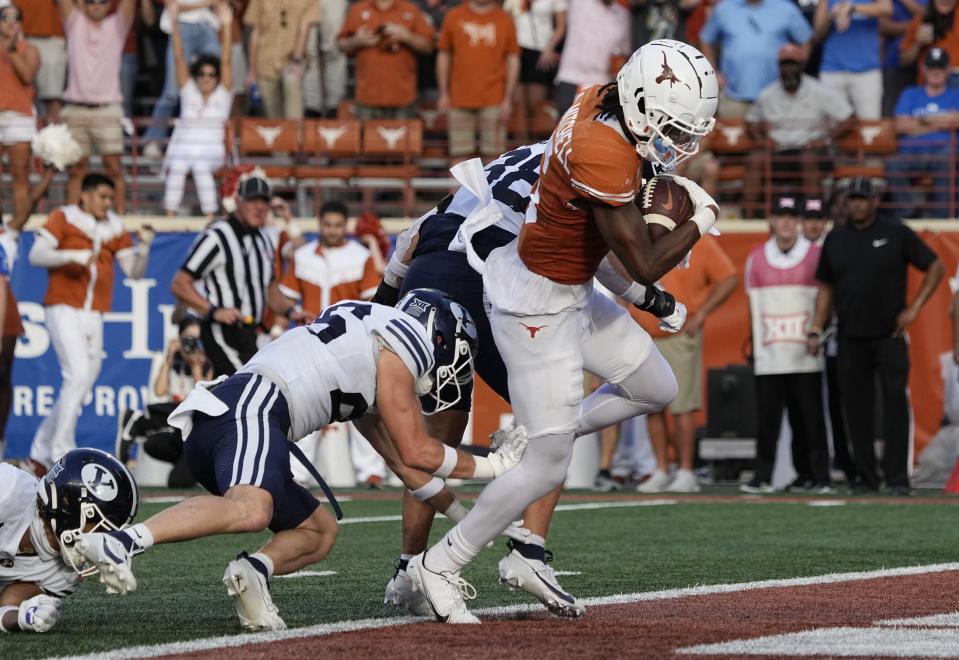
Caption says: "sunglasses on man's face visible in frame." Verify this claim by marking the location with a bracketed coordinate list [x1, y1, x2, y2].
[197, 70, 218, 78]
[85, 0, 110, 6]
[0, 12, 20, 22]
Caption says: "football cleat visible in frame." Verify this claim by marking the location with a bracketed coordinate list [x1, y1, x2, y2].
[223, 555, 287, 631]
[406, 553, 480, 624]
[498, 539, 585, 618]
[384, 566, 432, 617]
[73, 533, 138, 595]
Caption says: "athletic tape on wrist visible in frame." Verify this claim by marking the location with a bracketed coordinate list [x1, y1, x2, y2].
[432, 445, 458, 479]
[621, 282, 647, 306]
[409, 477, 445, 501]
[471, 455, 494, 480]
[691, 207, 717, 236]
[0, 605, 18, 632]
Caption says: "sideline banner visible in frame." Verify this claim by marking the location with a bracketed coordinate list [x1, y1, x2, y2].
[6, 232, 195, 458]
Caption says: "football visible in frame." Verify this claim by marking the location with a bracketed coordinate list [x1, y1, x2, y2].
[639, 175, 695, 241]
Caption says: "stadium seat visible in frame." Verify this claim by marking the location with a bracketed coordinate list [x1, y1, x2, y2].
[416, 101, 448, 157]
[238, 118, 300, 179]
[706, 118, 762, 184]
[297, 119, 360, 182]
[833, 119, 897, 180]
[356, 119, 423, 216]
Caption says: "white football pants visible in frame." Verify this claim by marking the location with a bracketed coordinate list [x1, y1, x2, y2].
[30, 305, 104, 467]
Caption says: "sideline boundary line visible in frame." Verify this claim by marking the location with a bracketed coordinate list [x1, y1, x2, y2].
[54, 563, 959, 660]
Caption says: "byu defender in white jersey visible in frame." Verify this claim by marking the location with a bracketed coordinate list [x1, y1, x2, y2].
[75, 290, 529, 629]
[371, 145, 688, 619]
[0, 449, 138, 634]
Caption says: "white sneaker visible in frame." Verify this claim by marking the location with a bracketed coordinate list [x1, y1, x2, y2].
[73, 533, 137, 595]
[665, 469, 701, 493]
[142, 141, 163, 160]
[406, 553, 479, 624]
[498, 540, 585, 617]
[637, 469, 672, 493]
[384, 567, 432, 617]
[223, 555, 287, 631]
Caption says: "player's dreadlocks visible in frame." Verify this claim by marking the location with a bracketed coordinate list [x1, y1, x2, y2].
[595, 82, 638, 146]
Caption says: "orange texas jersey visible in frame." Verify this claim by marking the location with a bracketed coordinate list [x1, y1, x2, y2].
[518, 84, 642, 286]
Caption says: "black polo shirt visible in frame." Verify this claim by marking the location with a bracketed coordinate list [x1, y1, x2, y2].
[816, 218, 937, 340]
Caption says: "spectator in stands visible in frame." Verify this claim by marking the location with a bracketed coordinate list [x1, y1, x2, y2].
[228, 0, 248, 114]
[792, 0, 825, 73]
[636, 236, 738, 493]
[27, 173, 152, 470]
[0, 4, 40, 225]
[115, 315, 211, 488]
[305, 0, 347, 118]
[268, 200, 386, 489]
[58, 0, 135, 214]
[900, 0, 959, 84]
[887, 47, 959, 219]
[141, 0, 222, 159]
[437, 0, 519, 164]
[741, 195, 831, 494]
[162, 0, 233, 220]
[21, 0, 65, 120]
[814, 0, 893, 120]
[880, 0, 927, 117]
[810, 176, 944, 495]
[119, 0, 157, 120]
[244, 0, 320, 119]
[801, 195, 828, 244]
[337, 0, 435, 120]
[506, 0, 565, 132]
[699, 0, 812, 119]
[553, 0, 629, 115]
[744, 43, 852, 215]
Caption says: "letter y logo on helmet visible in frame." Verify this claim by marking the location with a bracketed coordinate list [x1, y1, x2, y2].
[617, 39, 719, 169]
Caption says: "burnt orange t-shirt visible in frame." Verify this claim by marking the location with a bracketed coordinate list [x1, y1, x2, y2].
[632, 235, 737, 339]
[518, 85, 642, 285]
[39, 207, 134, 313]
[278, 239, 380, 316]
[339, 0, 434, 108]
[0, 41, 36, 115]
[20, 0, 64, 38]
[901, 14, 959, 83]
[438, 4, 519, 108]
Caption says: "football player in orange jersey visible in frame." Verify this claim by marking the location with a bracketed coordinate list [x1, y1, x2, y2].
[407, 39, 721, 623]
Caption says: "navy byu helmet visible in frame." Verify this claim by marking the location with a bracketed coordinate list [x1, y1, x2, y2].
[397, 288, 478, 414]
[37, 448, 139, 574]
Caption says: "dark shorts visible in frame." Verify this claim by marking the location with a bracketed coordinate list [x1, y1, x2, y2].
[184, 372, 320, 532]
[520, 48, 557, 86]
[200, 320, 259, 377]
[400, 214, 512, 412]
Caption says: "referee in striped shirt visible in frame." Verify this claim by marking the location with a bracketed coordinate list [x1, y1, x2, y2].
[171, 176, 276, 376]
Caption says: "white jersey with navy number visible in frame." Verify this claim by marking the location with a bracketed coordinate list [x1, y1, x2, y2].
[0, 464, 80, 598]
[388, 143, 546, 276]
[241, 301, 435, 440]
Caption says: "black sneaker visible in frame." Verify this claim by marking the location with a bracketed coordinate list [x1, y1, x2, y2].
[739, 479, 774, 494]
[785, 477, 813, 492]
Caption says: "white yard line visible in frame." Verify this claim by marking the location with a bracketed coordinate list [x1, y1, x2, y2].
[53, 563, 959, 660]
[275, 570, 337, 579]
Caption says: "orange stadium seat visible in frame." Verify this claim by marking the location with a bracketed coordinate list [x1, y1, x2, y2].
[237, 118, 300, 179]
[833, 119, 897, 180]
[356, 119, 423, 216]
[705, 118, 764, 189]
[297, 119, 361, 181]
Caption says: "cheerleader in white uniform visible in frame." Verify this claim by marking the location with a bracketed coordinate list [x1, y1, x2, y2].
[163, 1, 233, 220]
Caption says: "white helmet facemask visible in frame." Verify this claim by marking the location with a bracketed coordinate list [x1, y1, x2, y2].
[617, 40, 719, 170]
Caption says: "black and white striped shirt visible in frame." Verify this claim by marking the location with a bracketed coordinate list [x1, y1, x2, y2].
[181, 214, 275, 325]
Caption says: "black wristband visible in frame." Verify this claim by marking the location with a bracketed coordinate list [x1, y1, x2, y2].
[206, 305, 221, 322]
[635, 287, 676, 318]
[371, 280, 401, 307]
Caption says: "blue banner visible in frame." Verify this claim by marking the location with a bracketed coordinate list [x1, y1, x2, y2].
[7, 232, 200, 459]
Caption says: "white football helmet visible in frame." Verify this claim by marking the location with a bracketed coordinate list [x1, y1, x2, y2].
[617, 39, 719, 169]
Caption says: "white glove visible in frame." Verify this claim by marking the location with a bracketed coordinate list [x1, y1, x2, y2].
[64, 249, 93, 266]
[669, 174, 719, 236]
[139, 226, 156, 246]
[658, 301, 687, 334]
[17, 595, 63, 633]
[488, 420, 516, 451]
[472, 424, 528, 479]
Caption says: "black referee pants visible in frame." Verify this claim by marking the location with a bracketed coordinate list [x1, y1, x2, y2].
[753, 372, 830, 485]
[201, 320, 259, 377]
[825, 355, 857, 483]
[837, 337, 911, 490]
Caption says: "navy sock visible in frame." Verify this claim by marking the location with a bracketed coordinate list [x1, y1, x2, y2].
[238, 551, 271, 581]
[107, 530, 137, 553]
[397, 557, 410, 572]
[508, 538, 548, 562]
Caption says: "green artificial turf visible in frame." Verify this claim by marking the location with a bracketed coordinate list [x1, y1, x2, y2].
[5, 488, 958, 658]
